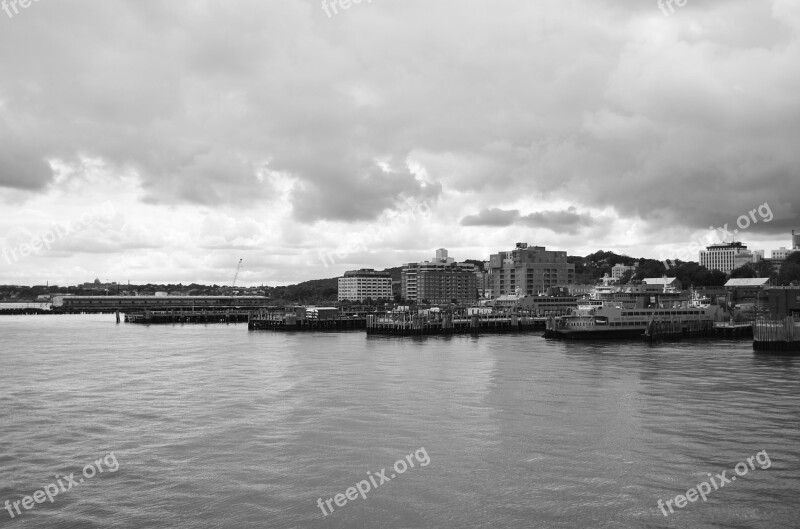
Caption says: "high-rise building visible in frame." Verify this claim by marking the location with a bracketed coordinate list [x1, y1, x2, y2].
[488, 243, 575, 297]
[401, 250, 477, 304]
[338, 269, 393, 302]
[699, 242, 752, 274]
[435, 248, 455, 264]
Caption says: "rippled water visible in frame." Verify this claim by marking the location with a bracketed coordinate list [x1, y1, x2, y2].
[1, 315, 798, 528]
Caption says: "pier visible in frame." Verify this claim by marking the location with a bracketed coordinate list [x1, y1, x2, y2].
[753, 317, 800, 352]
[248, 307, 367, 331]
[125, 308, 252, 324]
[366, 311, 545, 335]
[712, 321, 754, 338]
[0, 303, 51, 315]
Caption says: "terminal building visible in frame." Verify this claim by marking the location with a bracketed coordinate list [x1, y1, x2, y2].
[488, 243, 575, 297]
[52, 295, 271, 313]
[401, 249, 477, 305]
[337, 269, 393, 302]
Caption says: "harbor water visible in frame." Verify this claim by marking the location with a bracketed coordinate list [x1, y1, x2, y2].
[1, 315, 798, 528]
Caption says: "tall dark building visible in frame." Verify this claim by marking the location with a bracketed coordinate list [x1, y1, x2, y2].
[488, 243, 575, 297]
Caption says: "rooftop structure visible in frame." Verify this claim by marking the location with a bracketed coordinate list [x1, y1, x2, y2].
[724, 278, 771, 288]
[642, 277, 682, 292]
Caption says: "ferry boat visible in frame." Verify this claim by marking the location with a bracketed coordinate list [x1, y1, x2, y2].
[544, 287, 726, 340]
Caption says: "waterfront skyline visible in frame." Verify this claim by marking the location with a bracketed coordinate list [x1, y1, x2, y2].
[2, 1, 799, 287]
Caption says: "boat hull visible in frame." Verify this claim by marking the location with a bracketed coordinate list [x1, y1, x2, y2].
[543, 328, 645, 340]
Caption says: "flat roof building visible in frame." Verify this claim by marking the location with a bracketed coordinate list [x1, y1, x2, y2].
[700, 242, 751, 274]
[338, 269, 393, 302]
[401, 250, 477, 305]
[488, 242, 575, 297]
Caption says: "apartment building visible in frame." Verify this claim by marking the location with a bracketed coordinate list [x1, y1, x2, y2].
[337, 269, 393, 302]
[401, 249, 477, 304]
[488, 243, 575, 297]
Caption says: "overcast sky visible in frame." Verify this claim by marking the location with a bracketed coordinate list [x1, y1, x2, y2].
[1, 0, 798, 286]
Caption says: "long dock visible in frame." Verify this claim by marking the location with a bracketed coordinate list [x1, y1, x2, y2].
[125, 308, 251, 324]
[0, 305, 51, 315]
[366, 312, 545, 336]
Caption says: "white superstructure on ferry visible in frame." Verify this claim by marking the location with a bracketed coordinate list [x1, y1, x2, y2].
[545, 285, 726, 340]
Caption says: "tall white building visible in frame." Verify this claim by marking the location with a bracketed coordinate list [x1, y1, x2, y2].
[337, 269, 393, 302]
[699, 242, 753, 274]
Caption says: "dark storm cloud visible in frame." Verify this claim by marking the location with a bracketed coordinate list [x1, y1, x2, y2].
[520, 207, 596, 234]
[1, 0, 799, 285]
[461, 207, 595, 234]
[3, 0, 798, 232]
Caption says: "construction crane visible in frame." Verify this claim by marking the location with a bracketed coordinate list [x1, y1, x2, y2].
[232, 258, 243, 288]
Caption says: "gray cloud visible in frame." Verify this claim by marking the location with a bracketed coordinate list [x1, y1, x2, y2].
[461, 206, 596, 234]
[460, 208, 521, 227]
[1, 0, 799, 284]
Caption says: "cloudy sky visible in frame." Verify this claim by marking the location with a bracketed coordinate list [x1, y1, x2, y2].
[1, 0, 798, 286]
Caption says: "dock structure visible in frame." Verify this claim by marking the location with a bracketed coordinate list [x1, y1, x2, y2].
[712, 321, 754, 338]
[125, 308, 252, 324]
[0, 303, 51, 315]
[55, 295, 271, 314]
[248, 307, 366, 331]
[753, 317, 800, 352]
[365, 311, 545, 336]
[643, 317, 715, 342]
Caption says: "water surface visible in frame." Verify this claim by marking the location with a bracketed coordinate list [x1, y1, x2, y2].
[1, 315, 798, 528]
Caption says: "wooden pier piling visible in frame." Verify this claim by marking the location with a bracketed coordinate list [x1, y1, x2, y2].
[753, 317, 800, 352]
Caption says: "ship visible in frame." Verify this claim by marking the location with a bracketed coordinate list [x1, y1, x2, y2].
[543, 283, 725, 340]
